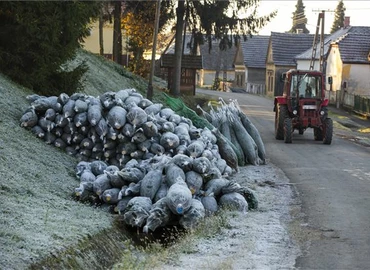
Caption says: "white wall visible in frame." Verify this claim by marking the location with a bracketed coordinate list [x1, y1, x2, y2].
[325, 45, 343, 91]
[296, 60, 320, 71]
[326, 44, 370, 95]
[345, 64, 370, 96]
[201, 70, 235, 86]
[81, 21, 128, 55]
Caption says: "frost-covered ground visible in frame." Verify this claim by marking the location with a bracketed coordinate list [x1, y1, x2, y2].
[0, 50, 165, 269]
[153, 162, 300, 270]
[0, 49, 301, 269]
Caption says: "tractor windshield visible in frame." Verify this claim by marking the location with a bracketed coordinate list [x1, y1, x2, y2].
[290, 74, 322, 98]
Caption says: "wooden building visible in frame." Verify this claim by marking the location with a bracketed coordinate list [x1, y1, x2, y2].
[160, 54, 203, 95]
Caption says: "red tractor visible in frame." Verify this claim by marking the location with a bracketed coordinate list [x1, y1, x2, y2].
[274, 69, 333, 144]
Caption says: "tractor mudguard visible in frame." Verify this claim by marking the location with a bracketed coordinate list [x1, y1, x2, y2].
[322, 98, 329, 107]
[274, 96, 287, 111]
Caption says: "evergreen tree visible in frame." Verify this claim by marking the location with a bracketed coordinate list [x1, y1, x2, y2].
[0, 1, 100, 96]
[171, 0, 276, 96]
[289, 0, 309, 34]
[331, 0, 346, 33]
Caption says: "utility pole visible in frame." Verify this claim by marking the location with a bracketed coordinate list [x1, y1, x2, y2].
[309, 11, 324, 71]
[310, 9, 334, 72]
[147, 0, 161, 101]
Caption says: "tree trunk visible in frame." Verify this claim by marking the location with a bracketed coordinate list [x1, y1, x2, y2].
[113, 1, 122, 65]
[99, 11, 104, 56]
[147, 0, 161, 101]
[171, 0, 185, 97]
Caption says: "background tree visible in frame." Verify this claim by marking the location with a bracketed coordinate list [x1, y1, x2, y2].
[122, 1, 175, 77]
[112, 1, 123, 65]
[289, 0, 309, 34]
[170, 0, 276, 96]
[98, 2, 113, 56]
[0, 1, 100, 95]
[330, 0, 346, 34]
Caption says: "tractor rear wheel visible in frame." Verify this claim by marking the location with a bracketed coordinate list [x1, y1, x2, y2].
[275, 104, 287, 140]
[323, 118, 333, 145]
[284, 118, 293, 143]
[314, 127, 323, 141]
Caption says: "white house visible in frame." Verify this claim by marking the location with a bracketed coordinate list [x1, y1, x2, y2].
[296, 25, 370, 96]
[326, 27, 370, 96]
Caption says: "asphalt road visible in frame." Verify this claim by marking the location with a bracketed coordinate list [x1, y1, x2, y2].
[197, 89, 370, 270]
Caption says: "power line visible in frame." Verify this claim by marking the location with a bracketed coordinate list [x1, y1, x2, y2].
[312, 9, 335, 13]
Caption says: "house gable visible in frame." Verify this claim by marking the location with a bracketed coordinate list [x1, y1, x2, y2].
[266, 38, 273, 66]
[233, 42, 244, 67]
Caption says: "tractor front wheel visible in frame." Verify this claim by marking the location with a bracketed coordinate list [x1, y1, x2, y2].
[275, 104, 287, 140]
[323, 118, 333, 145]
[314, 127, 323, 141]
[284, 118, 293, 143]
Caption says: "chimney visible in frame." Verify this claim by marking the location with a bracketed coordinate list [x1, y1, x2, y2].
[344, 16, 350, 28]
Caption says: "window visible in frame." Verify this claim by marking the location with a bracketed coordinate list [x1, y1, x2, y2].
[267, 70, 273, 92]
[291, 74, 322, 98]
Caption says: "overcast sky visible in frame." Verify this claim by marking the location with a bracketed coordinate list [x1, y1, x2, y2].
[256, 0, 370, 35]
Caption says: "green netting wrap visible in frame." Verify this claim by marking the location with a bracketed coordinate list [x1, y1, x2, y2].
[162, 93, 184, 111]
[163, 93, 214, 130]
[163, 93, 240, 171]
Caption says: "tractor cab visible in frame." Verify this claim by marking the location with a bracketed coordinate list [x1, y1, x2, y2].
[281, 70, 324, 98]
[274, 69, 333, 144]
[283, 70, 325, 117]
[290, 73, 322, 99]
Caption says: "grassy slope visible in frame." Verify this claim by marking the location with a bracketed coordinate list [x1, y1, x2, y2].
[0, 50, 167, 269]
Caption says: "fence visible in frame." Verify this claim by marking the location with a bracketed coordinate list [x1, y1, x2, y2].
[245, 83, 266, 95]
[325, 90, 370, 117]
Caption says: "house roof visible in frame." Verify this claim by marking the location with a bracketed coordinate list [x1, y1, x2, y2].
[240, 35, 270, 68]
[163, 34, 237, 70]
[295, 26, 370, 64]
[335, 26, 370, 64]
[295, 27, 351, 60]
[163, 34, 193, 55]
[270, 32, 315, 66]
[200, 41, 237, 71]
